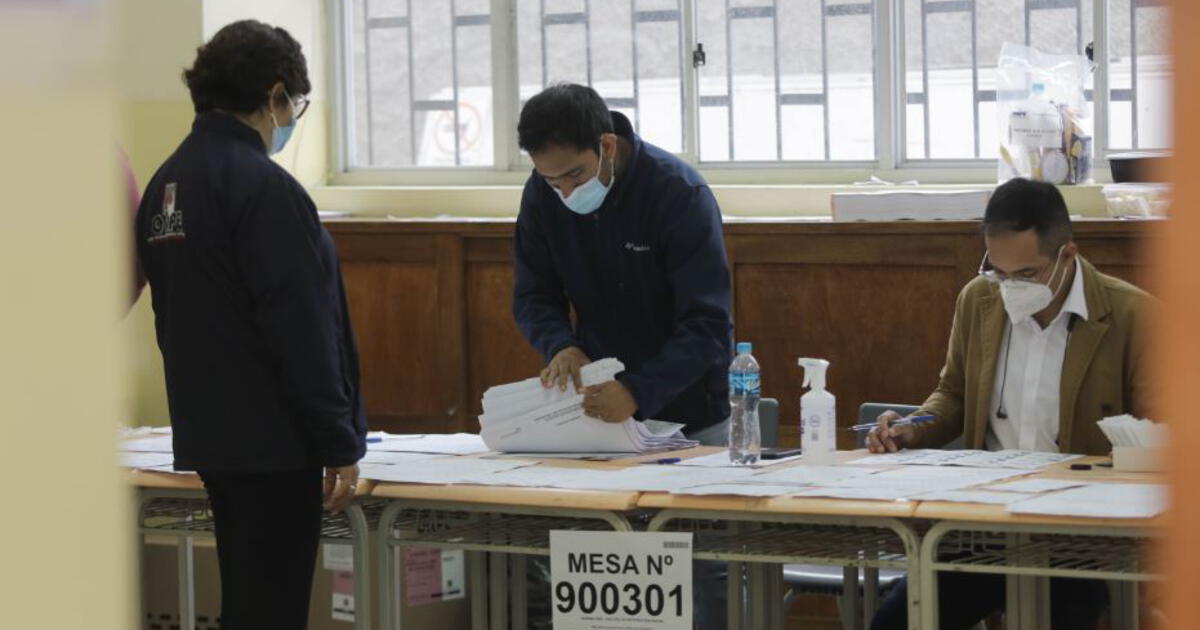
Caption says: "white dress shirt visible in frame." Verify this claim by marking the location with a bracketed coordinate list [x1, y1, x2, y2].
[986, 258, 1089, 452]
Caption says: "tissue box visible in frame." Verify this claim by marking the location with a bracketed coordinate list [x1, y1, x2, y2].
[1112, 446, 1165, 472]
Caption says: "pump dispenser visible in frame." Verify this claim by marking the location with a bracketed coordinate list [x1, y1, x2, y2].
[798, 358, 836, 465]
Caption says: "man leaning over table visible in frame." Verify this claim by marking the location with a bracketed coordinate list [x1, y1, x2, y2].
[867, 178, 1156, 630]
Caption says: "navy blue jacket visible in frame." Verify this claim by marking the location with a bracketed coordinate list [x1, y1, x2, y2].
[513, 112, 733, 432]
[136, 112, 366, 472]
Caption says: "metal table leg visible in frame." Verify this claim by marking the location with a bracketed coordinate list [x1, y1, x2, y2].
[842, 565, 862, 630]
[727, 560, 744, 630]
[863, 566, 880, 626]
[376, 501, 404, 630]
[489, 553, 509, 630]
[469, 551, 489, 630]
[176, 534, 195, 630]
[344, 503, 373, 630]
[510, 555, 528, 630]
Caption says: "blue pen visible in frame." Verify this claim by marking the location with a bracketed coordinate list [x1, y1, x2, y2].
[366, 436, 383, 443]
[848, 415, 936, 432]
[653, 457, 682, 465]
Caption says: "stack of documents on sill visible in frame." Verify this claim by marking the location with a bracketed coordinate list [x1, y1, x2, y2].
[847, 449, 1081, 470]
[477, 358, 698, 453]
[831, 188, 991, 222]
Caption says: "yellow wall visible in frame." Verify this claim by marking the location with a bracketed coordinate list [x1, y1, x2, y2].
[120, 0, 330, 425]
[0, 3, 132, 628]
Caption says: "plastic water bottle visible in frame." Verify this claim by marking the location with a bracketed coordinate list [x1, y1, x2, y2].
[728, 342, 762, 465]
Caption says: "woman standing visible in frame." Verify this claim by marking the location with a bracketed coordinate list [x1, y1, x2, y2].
[135, 20, 365, 630]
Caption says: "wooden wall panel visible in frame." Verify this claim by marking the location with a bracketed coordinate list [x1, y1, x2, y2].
[340, 261, 444, 433]
[466, 261, 544, 418]
[732, 263, 960, 448]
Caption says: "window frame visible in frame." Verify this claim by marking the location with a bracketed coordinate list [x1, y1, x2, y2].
[327, 0, 1146, 186]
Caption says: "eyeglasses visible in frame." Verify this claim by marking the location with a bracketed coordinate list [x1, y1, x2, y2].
[278, 87, 310, 120]
[977, 250, 1056, 284]
[292, 94, 310, 120]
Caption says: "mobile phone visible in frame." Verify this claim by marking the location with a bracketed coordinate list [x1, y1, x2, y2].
[760, 447, 802, 460]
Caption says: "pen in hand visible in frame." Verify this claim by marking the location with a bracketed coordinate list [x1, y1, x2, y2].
[847, 415, 936, 432]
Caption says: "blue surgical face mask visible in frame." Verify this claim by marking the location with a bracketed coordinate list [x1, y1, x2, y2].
[555, 143, 612, 215]
[268, 90, 296, 155]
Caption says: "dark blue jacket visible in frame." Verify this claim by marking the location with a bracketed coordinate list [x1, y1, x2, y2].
[136, 112, 366, 472]
[513, 112, 733, 432]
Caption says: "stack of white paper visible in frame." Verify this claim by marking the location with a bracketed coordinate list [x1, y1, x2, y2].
[831, 189, 991, 222]
[119, 452, 175, 469]
[120, 435, 176, 453]
[477, 358, 698, 453]
[1097, 415, 1167, 447]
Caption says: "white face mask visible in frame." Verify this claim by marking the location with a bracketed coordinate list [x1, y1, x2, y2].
[554, 143, 613, 215]
[997, 246, 1068, 322]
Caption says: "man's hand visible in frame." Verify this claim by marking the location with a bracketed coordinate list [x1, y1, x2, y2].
[581, 381, 638, 423]
[866, 410, 917, 454]
[323, 464, 359, 514]
[541, 346, 590, 392]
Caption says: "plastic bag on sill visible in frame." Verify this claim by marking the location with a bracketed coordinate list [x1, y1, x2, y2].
[996, 43, 1093, 185]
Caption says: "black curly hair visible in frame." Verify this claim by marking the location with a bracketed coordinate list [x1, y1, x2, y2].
[518, 83, 614, 155]
[182, 20, 310, 114]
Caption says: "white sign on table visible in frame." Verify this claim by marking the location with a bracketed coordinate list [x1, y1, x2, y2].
[551, 531, 693, 630]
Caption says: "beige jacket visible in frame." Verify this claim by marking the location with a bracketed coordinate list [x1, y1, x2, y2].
[911, 257, 1155, 456]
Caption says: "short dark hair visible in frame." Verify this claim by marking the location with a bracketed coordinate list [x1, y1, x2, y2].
[183, 20, 311, 114]
[982, 178, 1073, 254]
[517, 83, 614, 155]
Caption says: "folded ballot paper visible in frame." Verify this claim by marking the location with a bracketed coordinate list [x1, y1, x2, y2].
[478, 358, 698, 453]
[1098, 414, 1167, 472]
[1097, 414, 1167, 448]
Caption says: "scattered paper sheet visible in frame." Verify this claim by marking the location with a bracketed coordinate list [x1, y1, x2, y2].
[825, 466, 1027, 493]
[481, 452, 644, 461]
[1008, 483, 1167, 519]
[119, 435, 175, 453]
[551, 465, 758, 492]
[670, 450, 804, 468]
[790, 486, 921, 501]
[359, 451, 447, 465]
[119, 452, 175, 469]
[455, 465, 613, 488]
[358, 458, 533, 484]
[912, 490, 1025, 505]
[985, 478, 1086, 494]
[671, 483, 807, 497]
[847, 449, 1082, 470]
[368, 433, 490, 455]
[749, 465, 882, 486]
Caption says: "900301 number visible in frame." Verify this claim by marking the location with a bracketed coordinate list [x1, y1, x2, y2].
[554, 581, 684, 617]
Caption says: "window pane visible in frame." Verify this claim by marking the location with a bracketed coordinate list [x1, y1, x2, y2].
[346, 0, 493, 168]
[516, 0, 685, 154]
[903, 0, 1093, 161]
[1107, 0, 1171, 151]
[696, 0, 877, 162]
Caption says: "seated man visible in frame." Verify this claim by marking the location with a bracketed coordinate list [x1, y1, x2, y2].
[868, 178, 1154, 630]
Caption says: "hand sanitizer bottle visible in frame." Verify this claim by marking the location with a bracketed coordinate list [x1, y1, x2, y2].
[798, 358, 836, 466]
